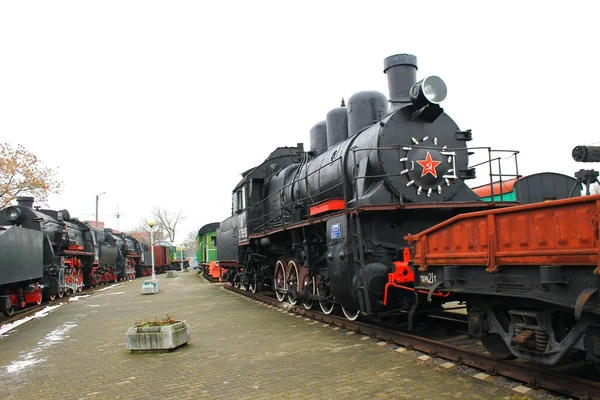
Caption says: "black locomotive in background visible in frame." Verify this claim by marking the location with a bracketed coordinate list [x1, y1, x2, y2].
[0, 196, 151, 315]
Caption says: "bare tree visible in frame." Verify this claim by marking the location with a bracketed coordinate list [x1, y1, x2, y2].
[125, 217, 166, 245]
[183, 227, 200, 259]
[0, 142, 63, 208]
[151, 206, 186, 244]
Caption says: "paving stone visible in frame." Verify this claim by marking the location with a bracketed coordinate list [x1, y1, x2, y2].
[0, 273, 533, 399]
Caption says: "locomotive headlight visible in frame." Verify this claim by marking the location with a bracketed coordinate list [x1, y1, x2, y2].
[410, 76, 448, 108]
[5, 206, 23, 223]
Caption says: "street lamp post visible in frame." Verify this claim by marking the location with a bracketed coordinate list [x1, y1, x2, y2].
[148, 219, 157, 280]
[95, 192, 106, 225]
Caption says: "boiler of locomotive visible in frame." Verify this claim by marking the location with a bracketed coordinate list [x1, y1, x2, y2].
[2, 196, 86, 251]
[289, 54, 476, 207]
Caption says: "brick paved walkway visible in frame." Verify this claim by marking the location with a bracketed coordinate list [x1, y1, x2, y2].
[0, 271, 536, 399]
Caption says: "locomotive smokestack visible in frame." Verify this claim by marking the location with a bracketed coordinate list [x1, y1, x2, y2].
[383, 54, 418, 112]
[16, 196, 34, 209]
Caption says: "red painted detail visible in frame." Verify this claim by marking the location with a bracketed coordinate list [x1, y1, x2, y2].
[416, 151, 442, 178]
[472, 178, 517, 198]
[384, 248, 413, 305]
[383, 248, 450, 305]
[68, 244, 84, 251]
[206, 261, 223, 280]
[309, 199, 346, 216]
[24, 285, 42, 305]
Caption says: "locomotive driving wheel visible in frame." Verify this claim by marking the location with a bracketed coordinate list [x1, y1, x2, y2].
[302, 275, 315, 310]
[286, 260, 299, 305]
[3, 306, 14, 316]
[71, 269, 79, 293]
[77, 269, 84, 292]
[317, 281, 335, 315]
[341, 305, 360, 321]
[248, 275, 258, 293]
[274, 260, 286, 302]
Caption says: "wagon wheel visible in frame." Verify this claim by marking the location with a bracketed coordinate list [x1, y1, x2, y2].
[481, 334, 516, 360]
[341, 305, 360, 321]
[286, 260, 299, 306]
[274, 260, 286, 302]
[3, 306, 14, 316]
[302, 275, 315, 310]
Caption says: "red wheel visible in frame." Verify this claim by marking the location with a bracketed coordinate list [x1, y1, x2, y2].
[77, 269, 84, 292]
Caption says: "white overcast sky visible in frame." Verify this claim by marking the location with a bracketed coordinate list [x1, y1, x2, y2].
[1, 1, 598, 243]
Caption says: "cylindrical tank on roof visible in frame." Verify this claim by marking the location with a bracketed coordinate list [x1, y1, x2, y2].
[326, 99, 349, 148]
[347, 90, 388, 137]
[309, 120, 327, 156]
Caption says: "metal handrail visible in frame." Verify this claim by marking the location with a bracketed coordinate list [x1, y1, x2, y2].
[239, 143, 522, 237]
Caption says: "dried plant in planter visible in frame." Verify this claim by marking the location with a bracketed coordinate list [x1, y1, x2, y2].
[134, 314, 179, 327]
[126, 313, 190, 352]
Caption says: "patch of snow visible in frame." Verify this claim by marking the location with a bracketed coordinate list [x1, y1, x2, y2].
[0, 304, 63, 337]
[2, 321, 77, 375]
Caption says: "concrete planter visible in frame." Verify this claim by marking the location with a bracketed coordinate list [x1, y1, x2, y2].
[141, 279, 160, 294]
[125, 321, 190, 352]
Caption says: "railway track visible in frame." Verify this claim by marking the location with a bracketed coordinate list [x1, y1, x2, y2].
[0, 278, 137, 332]
[222, 282, 600, 400]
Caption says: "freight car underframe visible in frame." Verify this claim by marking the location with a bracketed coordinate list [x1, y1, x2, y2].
[407, 194, 600, 367]
[419, 266, 600, 366]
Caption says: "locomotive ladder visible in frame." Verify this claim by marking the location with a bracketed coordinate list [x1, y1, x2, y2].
[348, 211, 372, 315]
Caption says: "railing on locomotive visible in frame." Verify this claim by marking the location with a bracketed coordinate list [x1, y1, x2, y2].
[467, 147, 521, 202]
[243, 145, 521, 237]
[349, 145, 521, 203]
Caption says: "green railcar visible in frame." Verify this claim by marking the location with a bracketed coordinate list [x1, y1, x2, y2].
[197, 223, 219, 264]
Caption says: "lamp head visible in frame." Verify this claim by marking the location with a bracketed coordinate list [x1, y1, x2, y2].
[147, 219, 157, 228]
[410, 76, 447, 107]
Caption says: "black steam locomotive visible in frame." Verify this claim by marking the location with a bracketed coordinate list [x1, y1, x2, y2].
[0, 196, 141, 315]
[217, 53, 526, 321]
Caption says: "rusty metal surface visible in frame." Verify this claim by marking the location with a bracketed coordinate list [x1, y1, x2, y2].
[406, 194, 600, 272]
[224, 284, 600, 399]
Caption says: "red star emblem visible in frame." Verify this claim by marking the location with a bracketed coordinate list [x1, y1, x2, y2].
[416, 151, 442, 178]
